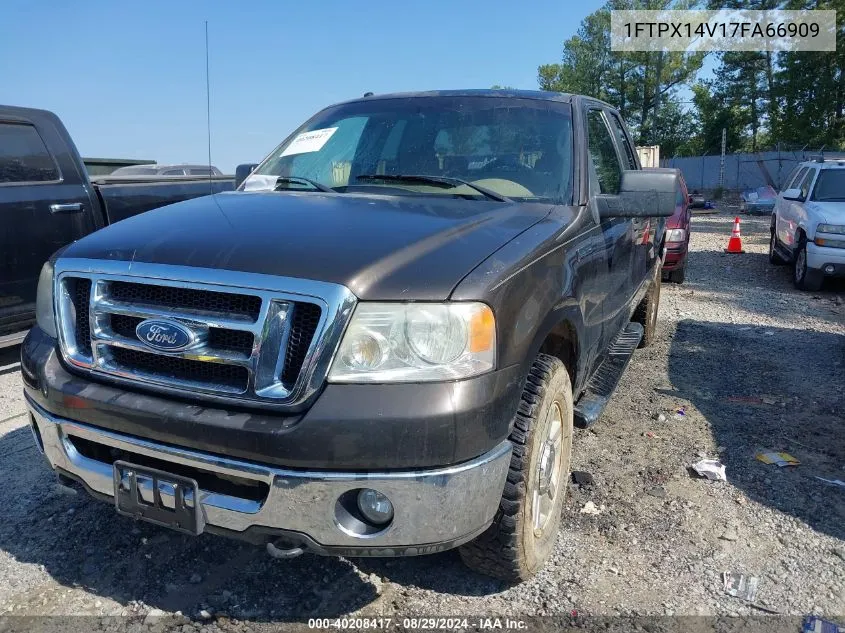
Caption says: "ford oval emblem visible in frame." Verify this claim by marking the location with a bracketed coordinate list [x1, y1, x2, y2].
[135, 319, 195, 352]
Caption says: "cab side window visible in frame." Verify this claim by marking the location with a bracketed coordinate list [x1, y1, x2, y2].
[788, 167, 808, 190]
[0, 122, 60, 184]
[586, 109, 622, 194]
[798, 168, 816, 199]
[782, 166, 800, 190]
[608, 113, 638, 170]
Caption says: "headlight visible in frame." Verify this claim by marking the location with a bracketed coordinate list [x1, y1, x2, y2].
[328, 302, 495, 382]
[35, 260, 57, 338]
[817, 224, 845, 235]
[665, 228, 686, 243]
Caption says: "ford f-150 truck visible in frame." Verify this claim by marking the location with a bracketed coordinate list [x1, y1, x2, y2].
[21, 90, 679, 581]
[0, 105, 234, 347]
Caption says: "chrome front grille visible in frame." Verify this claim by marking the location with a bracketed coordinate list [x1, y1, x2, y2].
[53, 259, 357, 409]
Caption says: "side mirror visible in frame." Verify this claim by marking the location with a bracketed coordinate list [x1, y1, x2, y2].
[782, 187, 803, 201]
[235, 163, 259, 190]
[596, 168, 680, 219]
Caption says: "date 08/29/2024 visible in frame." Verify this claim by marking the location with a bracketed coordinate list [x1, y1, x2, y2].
[307, 618, 530, 630]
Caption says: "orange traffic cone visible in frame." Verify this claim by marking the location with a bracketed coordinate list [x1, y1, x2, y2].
[724, 216, 745, 254]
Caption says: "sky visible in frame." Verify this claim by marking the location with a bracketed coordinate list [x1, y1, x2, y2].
[1, 0, 608, 173]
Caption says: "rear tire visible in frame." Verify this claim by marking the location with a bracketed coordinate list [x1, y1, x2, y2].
[458, 354, 573, 582]
[793, 236, 823, 291]
[632, 261, 662, 348]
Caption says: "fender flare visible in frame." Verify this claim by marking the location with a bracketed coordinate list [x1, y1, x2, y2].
[524, 302, 585, 393]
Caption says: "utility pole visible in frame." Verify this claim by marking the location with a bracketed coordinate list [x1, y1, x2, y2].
[719, 127, 727, 189]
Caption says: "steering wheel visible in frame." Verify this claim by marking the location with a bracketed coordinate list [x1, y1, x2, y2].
[483, 156, 534, 177]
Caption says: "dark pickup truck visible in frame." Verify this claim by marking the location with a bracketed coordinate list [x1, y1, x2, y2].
[21, 90, 679, 581]
[0, 105, 234, 347]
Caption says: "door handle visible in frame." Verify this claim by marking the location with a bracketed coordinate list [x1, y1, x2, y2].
[49, 202, 84, 214]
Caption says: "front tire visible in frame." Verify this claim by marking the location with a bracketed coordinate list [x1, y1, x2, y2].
[769, 230, 787, 265]
[459, 354, 573, 582]
[633, 260, 662, 348]
[793, 237, 823, 291]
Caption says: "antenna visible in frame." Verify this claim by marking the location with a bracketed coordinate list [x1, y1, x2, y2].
[205, 20, 213, 194]
[203, 21, 233, 229]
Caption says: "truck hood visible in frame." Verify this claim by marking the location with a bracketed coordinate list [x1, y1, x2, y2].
[64, 191, 552, 300]
[804, 201, 845, 225]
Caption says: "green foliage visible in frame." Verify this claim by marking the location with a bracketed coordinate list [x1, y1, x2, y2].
[539, 0, 845, 156]
[537, 0, 703, 149]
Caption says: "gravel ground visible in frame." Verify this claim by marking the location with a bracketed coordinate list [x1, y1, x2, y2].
[0, 208, 843, 632]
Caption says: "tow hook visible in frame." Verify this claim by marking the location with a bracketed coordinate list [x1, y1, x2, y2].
[266, 541, 304, 559]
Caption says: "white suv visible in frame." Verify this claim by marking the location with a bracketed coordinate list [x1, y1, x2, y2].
[769, 159, 845, 290]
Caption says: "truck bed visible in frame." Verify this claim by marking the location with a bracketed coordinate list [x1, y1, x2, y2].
[93, 175, 234, 224]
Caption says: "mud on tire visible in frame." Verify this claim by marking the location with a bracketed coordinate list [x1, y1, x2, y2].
[633, 260, 662, 348]
[458, 354, 573, 582]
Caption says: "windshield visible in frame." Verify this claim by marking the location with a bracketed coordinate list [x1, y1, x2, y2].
[811, 169, 845, 201]
[249, 96, 573, 203]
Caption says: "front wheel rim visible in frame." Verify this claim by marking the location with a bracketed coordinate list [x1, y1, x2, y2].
[795, 249, 806, 282]
[649, 282, 660, 328]
[533, 402, 567, 534]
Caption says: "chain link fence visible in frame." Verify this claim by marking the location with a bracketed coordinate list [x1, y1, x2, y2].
[662, 146, 845, 192]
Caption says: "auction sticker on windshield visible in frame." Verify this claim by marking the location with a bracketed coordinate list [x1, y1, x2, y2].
[280, 127, 338, 157]
[241, 174, 278, 191]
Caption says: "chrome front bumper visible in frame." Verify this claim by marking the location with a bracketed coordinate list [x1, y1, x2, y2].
[25, 396, 511, 555]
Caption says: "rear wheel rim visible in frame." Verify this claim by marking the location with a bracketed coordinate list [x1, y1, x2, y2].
[533, 402, 567, 534]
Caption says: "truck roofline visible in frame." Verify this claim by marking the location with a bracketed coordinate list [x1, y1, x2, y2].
[326, 88, 578, 109]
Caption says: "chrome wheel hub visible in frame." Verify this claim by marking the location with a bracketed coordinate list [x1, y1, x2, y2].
[533, 402, 565, 533]
[796, 250, 805, 282]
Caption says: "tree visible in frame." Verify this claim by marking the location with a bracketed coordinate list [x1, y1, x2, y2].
[686, 82, 745, 155]
[703, 0, 845, 151]
[538, 0, 703, 148]
[539, 0, 845, 156]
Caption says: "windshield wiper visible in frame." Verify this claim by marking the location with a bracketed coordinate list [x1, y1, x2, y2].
[274, 176, 335, 193]
[355, 174, 511, 202]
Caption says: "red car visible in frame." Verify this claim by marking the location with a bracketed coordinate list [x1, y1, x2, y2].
[662, 174, 692, 283]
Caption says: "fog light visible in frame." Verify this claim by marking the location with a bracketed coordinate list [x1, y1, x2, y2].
[356, 488, 394, 525]
[824, 264, 835, 274]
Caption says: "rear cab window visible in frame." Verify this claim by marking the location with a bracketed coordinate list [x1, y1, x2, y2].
[0, 122, 60, 184]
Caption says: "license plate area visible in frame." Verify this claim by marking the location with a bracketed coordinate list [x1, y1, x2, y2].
[113, 460, 205, 535]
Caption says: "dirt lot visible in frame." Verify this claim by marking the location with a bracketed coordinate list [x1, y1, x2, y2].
[0, 210, 843, 631]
